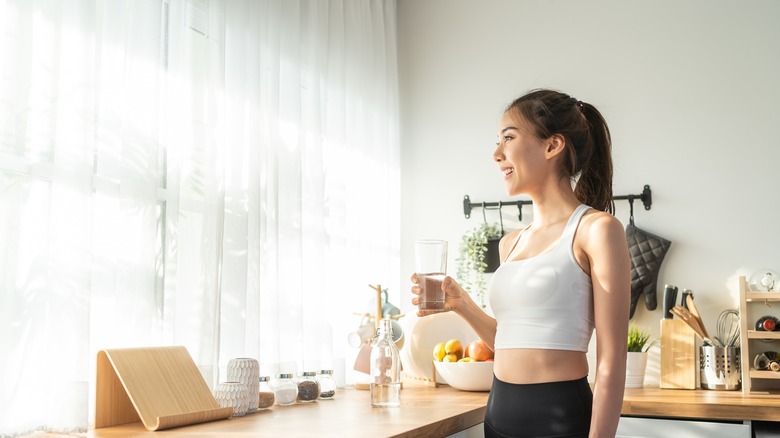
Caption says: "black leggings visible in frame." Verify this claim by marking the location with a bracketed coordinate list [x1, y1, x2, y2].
[484, 375, 592, 438]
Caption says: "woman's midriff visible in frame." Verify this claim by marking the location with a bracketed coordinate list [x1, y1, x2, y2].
[493, 349, 589, 384]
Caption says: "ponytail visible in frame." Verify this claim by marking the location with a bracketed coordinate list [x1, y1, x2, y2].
[505, 89, 614, 214]
[575, 102, 614, 214]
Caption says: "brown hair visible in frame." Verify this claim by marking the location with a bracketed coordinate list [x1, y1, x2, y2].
[506, 89, 614, 214]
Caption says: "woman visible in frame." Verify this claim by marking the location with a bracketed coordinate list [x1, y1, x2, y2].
[411, 89, 630, 438]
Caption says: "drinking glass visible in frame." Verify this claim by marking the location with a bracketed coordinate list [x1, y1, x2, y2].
[414, 240, 447, 311]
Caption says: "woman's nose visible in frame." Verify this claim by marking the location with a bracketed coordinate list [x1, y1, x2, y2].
[492, 145, 503, 162]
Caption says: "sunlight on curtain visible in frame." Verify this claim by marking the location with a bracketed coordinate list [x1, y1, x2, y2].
[0, 0, 399, 435]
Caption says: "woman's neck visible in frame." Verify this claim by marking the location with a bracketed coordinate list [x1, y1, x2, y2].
[527, 181, 581, 228]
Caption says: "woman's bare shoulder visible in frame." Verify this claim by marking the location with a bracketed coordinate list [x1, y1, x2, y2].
[578, 210, 627, 247]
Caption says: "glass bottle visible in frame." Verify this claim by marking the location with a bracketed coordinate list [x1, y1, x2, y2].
[370, 318, 401, 407]
[756, 315, 779, 331]
[257, 376, 275, 410]
[317, 369, 336, 399]
[273, 373, 298, 406]
[297, 371, 320, 402]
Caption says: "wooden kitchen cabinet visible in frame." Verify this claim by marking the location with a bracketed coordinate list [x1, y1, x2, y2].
[738, 275, 780, 394]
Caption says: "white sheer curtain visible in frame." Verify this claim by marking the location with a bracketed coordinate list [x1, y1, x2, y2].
[0, 0, 400, 435]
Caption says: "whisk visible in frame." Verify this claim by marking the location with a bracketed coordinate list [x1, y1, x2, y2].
[716, 309, 740, 347]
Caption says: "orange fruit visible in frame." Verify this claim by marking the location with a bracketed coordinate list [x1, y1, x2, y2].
[432, 342, 446, 362]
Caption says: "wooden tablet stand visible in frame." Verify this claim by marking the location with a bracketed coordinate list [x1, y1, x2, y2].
[95, 346, 232, 431]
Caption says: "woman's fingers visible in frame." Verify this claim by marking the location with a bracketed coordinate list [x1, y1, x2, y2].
[417, 308, 448, 317]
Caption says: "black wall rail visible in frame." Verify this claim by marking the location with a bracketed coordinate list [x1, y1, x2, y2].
[463, 185, 652, 220]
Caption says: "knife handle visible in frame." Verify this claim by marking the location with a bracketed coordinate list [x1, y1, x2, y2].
[681, 289, 694, 309]
[663, 284, 678, 319]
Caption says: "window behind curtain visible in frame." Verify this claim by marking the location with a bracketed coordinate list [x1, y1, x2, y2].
[0, 0, 400, 435]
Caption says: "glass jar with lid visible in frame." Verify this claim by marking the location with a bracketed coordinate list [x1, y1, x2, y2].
[273, 373, 298, 406]
[317, 369, 336, 399]
[257, 376, 275, 410]
[297, 371, 320, 402]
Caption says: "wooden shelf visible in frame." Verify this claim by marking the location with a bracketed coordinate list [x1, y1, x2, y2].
[747, 330, 780, 340]
[745, 292, 780, 302]
[739, 275, 780, 395]
[749, 369, 780, 379]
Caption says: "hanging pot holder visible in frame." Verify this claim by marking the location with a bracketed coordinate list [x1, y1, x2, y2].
[625, 202, 672, 319]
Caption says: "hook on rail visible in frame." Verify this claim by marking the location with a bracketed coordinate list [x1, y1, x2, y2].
[463, 185, 652, 219]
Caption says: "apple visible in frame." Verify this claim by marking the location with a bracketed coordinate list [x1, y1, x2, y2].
[466, 339, 494, 362]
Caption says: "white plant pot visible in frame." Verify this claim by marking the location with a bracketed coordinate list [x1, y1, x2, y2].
[625, 352, 648, 388]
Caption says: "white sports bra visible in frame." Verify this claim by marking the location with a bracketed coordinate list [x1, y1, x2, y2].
[488, 204, 594, 352]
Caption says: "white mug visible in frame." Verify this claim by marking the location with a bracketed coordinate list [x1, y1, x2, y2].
[347, 318, 405, 349]
[347, 322, 376, 348]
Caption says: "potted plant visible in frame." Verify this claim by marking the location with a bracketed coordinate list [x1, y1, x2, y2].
[455, 223, 502, 308]
[626, 322, 655, 388]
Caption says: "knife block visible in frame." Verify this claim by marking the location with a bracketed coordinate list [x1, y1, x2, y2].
[659, 319, 697, 389]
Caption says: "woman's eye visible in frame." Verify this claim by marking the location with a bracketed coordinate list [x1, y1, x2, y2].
[503, 136, 513, 143]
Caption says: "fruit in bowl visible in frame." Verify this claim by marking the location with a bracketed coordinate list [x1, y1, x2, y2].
[433, 360, 494, 391]
[466, 339, 493, 362]
[432, 338, 494, 391]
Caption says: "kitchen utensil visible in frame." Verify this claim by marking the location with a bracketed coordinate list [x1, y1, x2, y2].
[716, 309, 741, 347]
[681, 289, 694, 310]
[685, 295, 713, 344]
[700, 345, 741, 390]
[662, 284, 678, 319]
[670, 305, 715, 345]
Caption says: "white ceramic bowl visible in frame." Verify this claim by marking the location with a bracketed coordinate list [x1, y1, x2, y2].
[400, 312, 477, 382]
[433, 360, 494, 391]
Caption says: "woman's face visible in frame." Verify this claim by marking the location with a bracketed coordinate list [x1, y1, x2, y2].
[492, 111, 550, 196]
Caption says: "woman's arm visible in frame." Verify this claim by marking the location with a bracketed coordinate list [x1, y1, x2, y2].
[412, 274, 498, 348]
[449, 277, 498, 349]
[580, 213, 630, 438]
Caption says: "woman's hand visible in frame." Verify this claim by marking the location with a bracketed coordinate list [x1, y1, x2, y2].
[410, 274, 469, 316]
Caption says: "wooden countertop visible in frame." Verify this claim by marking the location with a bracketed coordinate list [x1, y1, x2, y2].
[88, 383, 780, 437]
[622, 386, 780, 422]
[88, 382, 489, 438]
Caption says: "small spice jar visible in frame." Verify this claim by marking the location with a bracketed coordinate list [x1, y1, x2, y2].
[296, 371, 320, 403]
[317, 369, 336, 399]
[273, 373, 298, 406]
[257, 376, 275, 410]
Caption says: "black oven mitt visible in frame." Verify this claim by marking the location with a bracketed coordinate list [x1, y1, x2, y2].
[626, 223, 671, 318]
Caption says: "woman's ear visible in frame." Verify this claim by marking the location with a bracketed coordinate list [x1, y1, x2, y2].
[544, 134, 566, 159]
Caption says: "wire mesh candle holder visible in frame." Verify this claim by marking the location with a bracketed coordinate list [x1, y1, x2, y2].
[213, 381, 250, 417]
[227, 358, 260, 413]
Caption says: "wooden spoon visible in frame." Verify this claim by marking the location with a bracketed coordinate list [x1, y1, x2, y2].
[671, 305, 715, 345]
[685, 295, 715, 344]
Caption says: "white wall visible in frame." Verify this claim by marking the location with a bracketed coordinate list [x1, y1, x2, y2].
[396, 0, 780, 385]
